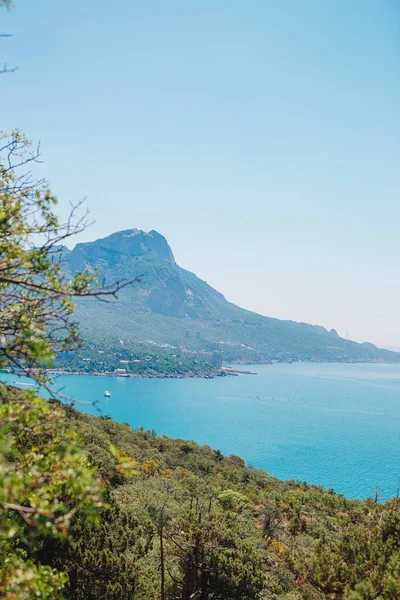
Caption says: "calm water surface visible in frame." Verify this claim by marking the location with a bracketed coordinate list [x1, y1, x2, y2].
[2, 363, 400, 500]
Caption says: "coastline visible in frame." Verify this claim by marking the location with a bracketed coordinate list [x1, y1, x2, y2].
[4, 360, 397, 383]
[1, 366, 257, 380]
[3, 359, 399, 381]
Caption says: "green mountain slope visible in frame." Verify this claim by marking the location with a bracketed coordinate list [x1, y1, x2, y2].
[2, 385, 399, 599]
[64, 228, 400, 363]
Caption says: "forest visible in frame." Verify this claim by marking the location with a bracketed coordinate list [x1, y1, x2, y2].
[0, 384, 399, 599]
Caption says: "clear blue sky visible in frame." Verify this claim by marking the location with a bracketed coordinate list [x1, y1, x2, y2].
[2, 0, 399, 348]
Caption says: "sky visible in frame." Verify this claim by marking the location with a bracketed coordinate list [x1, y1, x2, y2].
[1, 0, 399, 348]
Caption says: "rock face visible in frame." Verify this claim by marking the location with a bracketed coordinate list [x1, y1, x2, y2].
[69, 229, 175, 272]
[146, 274, 195, 318]
[68, 228, 209, 319]
[66, 228, 400, 363]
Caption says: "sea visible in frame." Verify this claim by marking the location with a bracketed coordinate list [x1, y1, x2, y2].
[2, 362, 399, 500]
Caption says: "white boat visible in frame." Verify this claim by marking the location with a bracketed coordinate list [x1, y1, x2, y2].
[104, 390, 111, 398]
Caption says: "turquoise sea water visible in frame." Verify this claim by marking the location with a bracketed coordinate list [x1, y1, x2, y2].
[2, 363, 399, 500]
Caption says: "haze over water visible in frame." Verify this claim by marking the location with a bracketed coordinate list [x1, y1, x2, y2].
[3, 363, 399, 500]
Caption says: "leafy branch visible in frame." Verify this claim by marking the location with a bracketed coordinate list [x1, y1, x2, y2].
[0, 130, 139, 393]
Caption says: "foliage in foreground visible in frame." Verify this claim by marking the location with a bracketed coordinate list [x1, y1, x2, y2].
[0, 385, 100, 598]
[0, 385, 399, 599]
[0, 130, 133, 389]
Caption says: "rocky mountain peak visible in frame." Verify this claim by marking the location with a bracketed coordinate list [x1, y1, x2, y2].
[94, 228, 175, 262]
[69, 228, 175, 271]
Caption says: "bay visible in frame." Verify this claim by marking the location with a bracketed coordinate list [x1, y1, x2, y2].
[2, 362, 399, 500]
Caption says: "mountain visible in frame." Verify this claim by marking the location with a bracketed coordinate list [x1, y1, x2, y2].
[62, 228, 400, 363]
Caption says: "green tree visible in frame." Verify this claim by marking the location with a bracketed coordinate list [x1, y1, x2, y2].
[44, 487, 150, 600]
[0, 386, 101, 598]
[0, 130, 135, 390]
[164, 495, 265, 600]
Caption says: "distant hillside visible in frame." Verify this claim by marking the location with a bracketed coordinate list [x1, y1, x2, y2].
[62, 228, 400, 364]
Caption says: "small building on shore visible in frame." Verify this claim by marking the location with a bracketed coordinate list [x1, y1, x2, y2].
[114, 368, 127, 375]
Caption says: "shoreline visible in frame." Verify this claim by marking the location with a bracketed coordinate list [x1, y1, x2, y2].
[1, 366, 257, 380]
[2, 360, 398, 381]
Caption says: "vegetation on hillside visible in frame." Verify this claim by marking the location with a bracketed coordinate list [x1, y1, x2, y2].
[0, 385, 100, 597]
[0, 384, 399, 599]
[53, 342, 218, 378]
